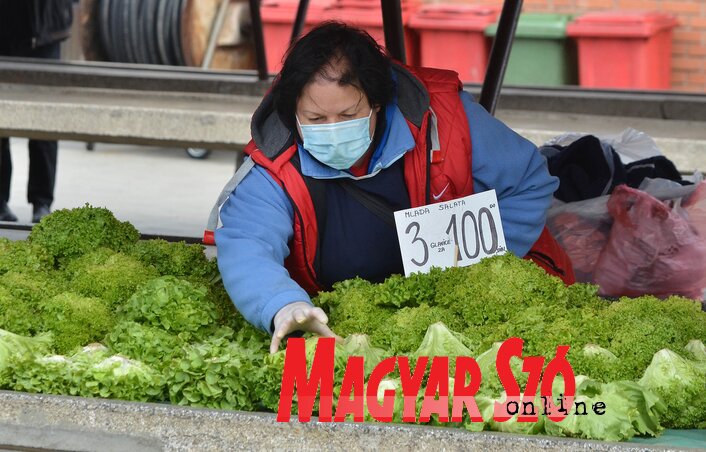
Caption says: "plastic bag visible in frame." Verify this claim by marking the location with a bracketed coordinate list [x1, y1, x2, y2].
[546, 200, 612, 283]
[682, 181, 706, 240]
[544, 128, 662, 165]
[547, 179, 706, 286]
[593, 185, 706, 300]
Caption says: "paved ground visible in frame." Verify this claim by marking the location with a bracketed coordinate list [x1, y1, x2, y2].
[1, 139, 238, 237]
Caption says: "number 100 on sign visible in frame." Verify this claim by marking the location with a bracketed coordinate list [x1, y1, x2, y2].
[394, 190, 507, 276]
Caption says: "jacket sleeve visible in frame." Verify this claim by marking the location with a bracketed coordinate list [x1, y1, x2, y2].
[215, 164, 312, 334]
[460, 91, 559, 257]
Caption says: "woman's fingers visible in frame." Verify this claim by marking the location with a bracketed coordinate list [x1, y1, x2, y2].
[308, 319, 337, 338]
[269, 305, 338, 354]
[269, 334, 282, 354]
[292, 307, 308, 324]
[311, 307, 329, 325]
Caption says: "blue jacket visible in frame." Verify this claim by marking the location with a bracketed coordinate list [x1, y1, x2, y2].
[216, 92, 558, 334]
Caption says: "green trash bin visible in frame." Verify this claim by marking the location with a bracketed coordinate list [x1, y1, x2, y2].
[485, 13, 577, 86]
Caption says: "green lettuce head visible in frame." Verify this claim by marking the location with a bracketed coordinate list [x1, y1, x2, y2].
[685, 340, 706, 362]
[341, 334, 387, 377]
[411, 322, 471, 376]
[638, 349, 706, 429]
[544, 376, 664, 441]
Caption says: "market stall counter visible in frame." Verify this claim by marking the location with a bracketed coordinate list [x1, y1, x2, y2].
[0, 391, 699, 451]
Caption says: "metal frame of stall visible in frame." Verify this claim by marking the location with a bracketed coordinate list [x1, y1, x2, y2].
[246, 0, 523, 116]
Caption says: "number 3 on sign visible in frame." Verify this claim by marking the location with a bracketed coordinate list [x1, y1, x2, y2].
[393, 190, 507, 276]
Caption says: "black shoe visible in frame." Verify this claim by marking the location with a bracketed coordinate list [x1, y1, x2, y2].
[0, 204, 18, 222]
[32, 204, 51, 223]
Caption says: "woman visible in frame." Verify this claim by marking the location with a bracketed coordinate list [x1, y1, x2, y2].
[210, 22, 574, 353]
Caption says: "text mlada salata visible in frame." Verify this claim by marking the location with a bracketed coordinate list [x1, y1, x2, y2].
[404, 199, 468, 219]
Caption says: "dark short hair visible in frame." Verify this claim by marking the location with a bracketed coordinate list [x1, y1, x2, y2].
[271, 21, 394, 130]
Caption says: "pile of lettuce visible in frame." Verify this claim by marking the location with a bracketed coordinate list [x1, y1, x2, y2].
[1, 205, 705, 442]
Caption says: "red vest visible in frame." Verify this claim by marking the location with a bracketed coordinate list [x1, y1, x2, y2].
[244, 66, 575, 293]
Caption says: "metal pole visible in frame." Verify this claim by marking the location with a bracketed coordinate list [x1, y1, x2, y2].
[380, 0, 405, 63]
[202, 0, 231, 69]
[248, 0, 269, 80]
[478, 0, 523, 116]
[290, 0, 310, 44]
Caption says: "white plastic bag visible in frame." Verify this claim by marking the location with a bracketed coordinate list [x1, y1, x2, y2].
[544, 128, 662, 164]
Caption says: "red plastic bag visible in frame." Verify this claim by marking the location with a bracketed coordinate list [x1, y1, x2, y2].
[548, 211, 611, 283]
[594, 185, 706, 299]
[682, 181, 706, 240]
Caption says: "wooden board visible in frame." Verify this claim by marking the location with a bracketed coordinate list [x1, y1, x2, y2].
[181, 0, 255, 70]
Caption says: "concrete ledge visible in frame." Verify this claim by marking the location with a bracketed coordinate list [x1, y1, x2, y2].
[497, 110, 706, 173]
[485, 86, 706, 121]
[0, 83, 258, 150]
[3, 59, 705, 121]
[0, 58, 272, 97]
[0, 423, 162, 452]
[1, 81, 704, 172]
[518, 130, 706, 175]
[0, 391, 684, 452]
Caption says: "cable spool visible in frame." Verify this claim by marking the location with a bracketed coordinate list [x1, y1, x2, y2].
[109, 0, 125, 62]
[174, 0, 187, 66]
[122, 0, 136, 63]
[154, 0, 170, 64]
[167, 0, 181, 65]
[96, 0, 114, 61]
[82, 0, 254, 70]
[129, 0, 146, 64]
[91, 0, 187, 65]
[142, 0, 160, 64]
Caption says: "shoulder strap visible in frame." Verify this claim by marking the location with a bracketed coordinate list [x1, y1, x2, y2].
[336, 179, 396, 228]
[203, 157, 255, 244]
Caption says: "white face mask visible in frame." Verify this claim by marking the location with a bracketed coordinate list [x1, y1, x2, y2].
[297, 109, 374, 170]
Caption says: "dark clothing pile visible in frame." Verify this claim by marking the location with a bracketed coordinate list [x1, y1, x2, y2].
[541, 134, 687, 203]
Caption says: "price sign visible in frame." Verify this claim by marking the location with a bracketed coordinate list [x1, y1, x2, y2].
[394, 190, 507, 276]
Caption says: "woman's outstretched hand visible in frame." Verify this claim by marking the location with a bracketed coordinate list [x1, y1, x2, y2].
[270, 301, 339, 354]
